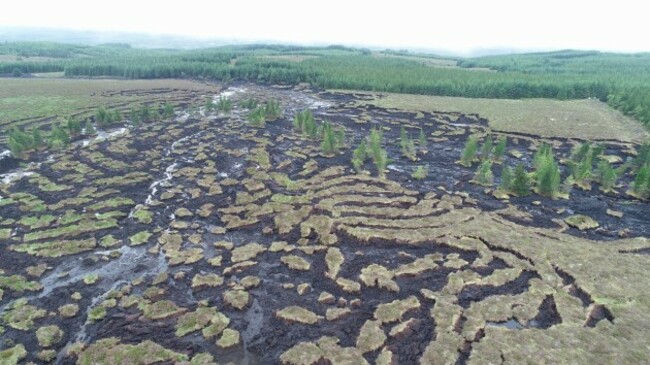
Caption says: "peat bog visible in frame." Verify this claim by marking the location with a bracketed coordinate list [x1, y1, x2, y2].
[0, 83, 649, 364]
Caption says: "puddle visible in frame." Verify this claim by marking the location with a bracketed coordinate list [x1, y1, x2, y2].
[240, 298, 263, 365]
[74, 127, 128, 148]
[1, 169, 35, 185]
[486, 319, 525, 330]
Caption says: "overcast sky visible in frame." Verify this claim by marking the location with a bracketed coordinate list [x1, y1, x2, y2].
[1, 0, 647, 54]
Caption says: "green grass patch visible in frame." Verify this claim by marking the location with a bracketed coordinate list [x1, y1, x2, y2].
[339, 90, 650, 143]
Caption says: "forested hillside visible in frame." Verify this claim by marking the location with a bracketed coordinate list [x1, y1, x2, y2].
[1, 43, 649, 127]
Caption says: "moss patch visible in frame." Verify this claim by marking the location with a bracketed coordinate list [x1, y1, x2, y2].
[140, 300, 186, 320]
[325, 247, 344, 279]
[88, 306, 107, 322]
[36, 325, 64, 347]
[59, 303, 80, 318]
[359, 264, 399, 292]
[0, 274, 43, 292]
[565, 214, 599, 230]
[83, 273, 99, 285]
[356, 320, 386, 354]
[281, 255, 311, 271]
[175, 307, 224, 337]
[374, 296, 421, 323]
[191, 273, 224, 289]
[11, 237, 97, 257]
[276, 306, 322, 324]
[129, 231, 152, 246]
[0, 344, 27, 365]
[216, 328, 241, 349]
[3, 299, 47, 330]
[76, 337, 187, 365]
[231, 242, 266, 262]
[223, 290, 250, 310]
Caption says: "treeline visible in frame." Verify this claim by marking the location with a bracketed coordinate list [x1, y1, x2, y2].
[2, 42, 650, 128]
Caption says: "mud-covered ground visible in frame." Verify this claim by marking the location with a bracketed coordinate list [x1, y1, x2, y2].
[0, 83, 649, 365]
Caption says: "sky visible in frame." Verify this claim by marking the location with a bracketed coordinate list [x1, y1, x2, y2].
[0, 0, 647, 54]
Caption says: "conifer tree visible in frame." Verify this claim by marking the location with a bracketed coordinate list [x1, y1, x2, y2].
[493, 136, 507, 161]
[320, 122, 337, 155]
[499, 165, 513, 191]
[460, 135, 479, 167]
[596, 160, 617, 192]
[480, 135, 493, 161]
[163, 103, 174, 119]
[632, 165, 650, 199]
[474, 160, 494, 186]
[84, 120, 96, 135]
[512, 163, 531, 196]
[31, 128, 44, 148]
[536, 152, 561, 197]
[418, 128, 427, 153]
[352, 140, 368, 173]
[412, 165, 428, 180]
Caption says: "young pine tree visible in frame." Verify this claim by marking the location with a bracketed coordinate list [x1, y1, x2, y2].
[248, 107, 266, 127]
[536, 153, 562, 197]
[533, 143, 552, 169]
[375, 149, 389, 179]
[499, 165, 513, 192]
[320, 122, 337, 156]
[368, 129, 388, 178]
[480, 135, 493, 161]
[84, 120, 97, 136]
[217, 96, 233, 112]
[418, 128, 427, 154]
[460, 136, 479, 167]
[206, 97, 216, 112]
[369, 128, 384, 164]
[511, 163, 531, 196]
[304, 117, 318, 139]
[632, 165, 650, 199]
[412, 165, 428, 180]
[130, 107, 141, 125]
[49, 125, 70, 147]
[293, 110, 305, 130]
[400, 131, 416, 161]
[493, 136, 507, 161]
[95, 106, 108, 126]
[335, 129, 345, 149]
[473, 160, 494, 186]
[163, 103, 174, 119]
[596, 160, 617, 192]
[140, 104, 151, 123]
[263, 100, 281, 120]
[31, 128, 44, 148]
[352, 140, 368, 173]
[66, 117, 82, 135]
[633, 143, 650, 172]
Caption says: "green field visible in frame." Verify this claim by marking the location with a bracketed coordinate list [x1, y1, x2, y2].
[338, 90, 650, 143]
[0, 78, 219, 134]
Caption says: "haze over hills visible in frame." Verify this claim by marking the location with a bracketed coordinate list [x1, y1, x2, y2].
[0, 26, 602, 57]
